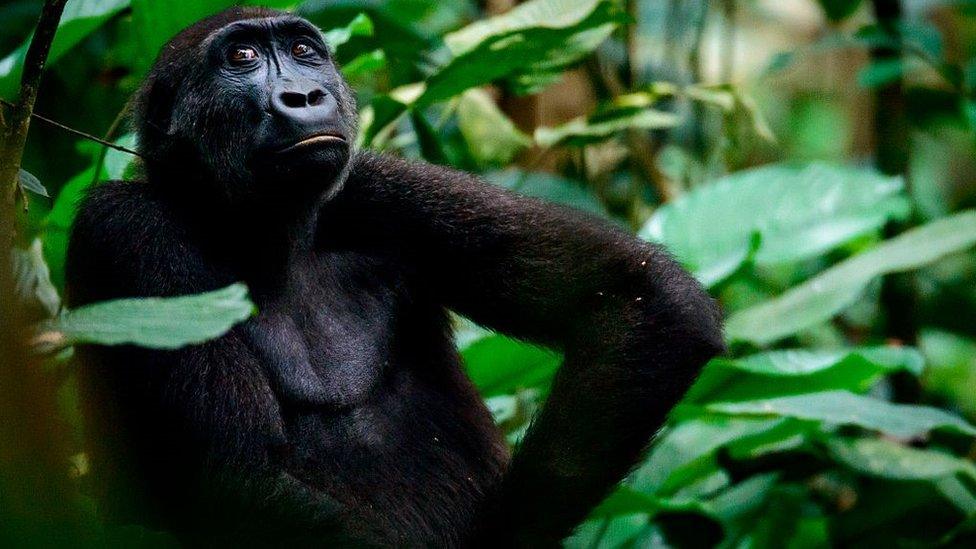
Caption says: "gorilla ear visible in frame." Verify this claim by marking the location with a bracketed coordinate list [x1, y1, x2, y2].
[137, 73, 177, 138]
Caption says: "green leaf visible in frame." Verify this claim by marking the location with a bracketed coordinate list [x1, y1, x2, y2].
[457, 89, 531, 167]
[39, 283, 256, 350]
[410, 110, 449, 164]
[632, 416, 786, 493]
[46, 165, 97, 230]
[418, 0, 623, 106]
[817, 0, 864, 22]
[0, 0, 131, 99]
[359, 0, 622, 141]
[827, 437, 976, 482]
[341, 49, 385, 78]
[639, 162, 909, 287]
[100, 133, 138, 180]
[18, 168, 48, 197]
[920, 330, 976, 420]
[128, 1, 302, 72]
[726, 211, 976, 345]
[458, 321, 559, 396]
[858, 59, 905, 89]
[534, 108, 680, 148]
[323, 13, 374, 50]
[444, 0, 606, 56]
[708, 391, 976, 439]
[685, 346, 925, 403]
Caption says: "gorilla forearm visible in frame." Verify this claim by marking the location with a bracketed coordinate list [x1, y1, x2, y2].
[339, 152, 726, 543]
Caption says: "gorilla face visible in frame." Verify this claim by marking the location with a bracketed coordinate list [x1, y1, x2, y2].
[137, 11, 358, 204]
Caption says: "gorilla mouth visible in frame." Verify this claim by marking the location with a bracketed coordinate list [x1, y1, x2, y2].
[276, 132, 347, 154]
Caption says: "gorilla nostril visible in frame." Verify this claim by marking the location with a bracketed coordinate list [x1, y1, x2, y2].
[307, 89, 326, 107]
[280, 91, 308, 109]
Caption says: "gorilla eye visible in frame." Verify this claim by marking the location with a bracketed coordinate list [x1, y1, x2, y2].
[228, 46, 259, 64]
[292, 41, 315, 58]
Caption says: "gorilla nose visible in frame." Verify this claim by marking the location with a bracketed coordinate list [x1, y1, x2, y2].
[272, 86, 339, 125]
[279, 89, 326, 108]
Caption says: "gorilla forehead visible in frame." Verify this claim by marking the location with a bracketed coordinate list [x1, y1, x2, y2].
[154, 8, 321, 69]
[199, 16, 326, 51]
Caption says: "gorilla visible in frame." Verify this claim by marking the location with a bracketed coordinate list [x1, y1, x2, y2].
[65, 6, 723, 547]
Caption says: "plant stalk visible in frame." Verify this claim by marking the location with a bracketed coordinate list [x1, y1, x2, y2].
[0, 1, 82, 542]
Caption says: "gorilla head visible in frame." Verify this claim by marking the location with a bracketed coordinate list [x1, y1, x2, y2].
[135, 7, 358, 204]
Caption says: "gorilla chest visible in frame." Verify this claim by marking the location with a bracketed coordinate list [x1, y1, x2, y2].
[245, 254, 401, 408]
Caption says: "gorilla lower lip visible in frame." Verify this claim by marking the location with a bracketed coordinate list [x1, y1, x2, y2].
[279, 134, 346, 153]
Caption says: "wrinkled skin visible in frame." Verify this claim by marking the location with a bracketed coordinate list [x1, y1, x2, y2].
[66, 7, 725, 547]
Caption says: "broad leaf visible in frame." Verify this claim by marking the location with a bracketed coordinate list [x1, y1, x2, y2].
[362, 0, 623, 142]
[858, 59, 906, 89]
[828, 437, 976, 482]
[685, 346, 924, 403]
[456, 320, 559, 396]
[323, 13, 373, 50]
[920, 330, 976, 420]
[130, 1, 302, 72]
[708, 391, 976, 439]
[726, 210, 976, 345]
[0, 0, 131, 99]
[817, 0, 864, 22]
[535, 108, 681, 148]
[640, 163, 909, 287]
[100, 133, 138, 180]
[341, 49, 385, 78]
[632, 416, 786, 493]
[38, 283, 256, 350]
[457, 89, 531, 167]
[444, 0, 609, 56]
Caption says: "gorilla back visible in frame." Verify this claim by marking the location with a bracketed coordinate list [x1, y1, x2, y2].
[66, 7, 724, 547]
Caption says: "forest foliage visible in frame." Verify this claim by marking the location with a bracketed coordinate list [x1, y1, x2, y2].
[4, 0, 976, 546]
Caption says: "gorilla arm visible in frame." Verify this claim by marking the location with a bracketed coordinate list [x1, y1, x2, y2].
[337, 152, 726, 545]
[65, 182, 343, 540]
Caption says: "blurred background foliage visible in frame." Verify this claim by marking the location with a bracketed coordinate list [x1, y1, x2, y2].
[6, 0, 976, 546]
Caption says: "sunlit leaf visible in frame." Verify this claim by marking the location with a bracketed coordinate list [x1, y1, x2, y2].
[419, 0, 623, 106]
[323, 13, 373, 50]
[726, 211, 976, 345]
[37, 283, 256, 350]
[640, 163, 909, 288]
[535, 108, 681, 148]
[828, 437, 976, 482]
[101, 133, 138, 180]
[457, 89, 531, 167]
[709, 391, 976, 439]
[341, 48, 385, 77]
[444, 0, 610, 56]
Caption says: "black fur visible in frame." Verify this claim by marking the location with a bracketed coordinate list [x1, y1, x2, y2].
[65, 7, 724, 547]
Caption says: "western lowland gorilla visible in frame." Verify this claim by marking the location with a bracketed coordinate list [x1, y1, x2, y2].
[65, 7, 724, 547]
